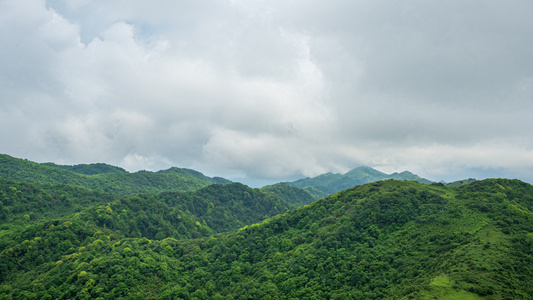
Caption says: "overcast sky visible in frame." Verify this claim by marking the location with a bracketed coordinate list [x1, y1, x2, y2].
[1, 0, 532, 185]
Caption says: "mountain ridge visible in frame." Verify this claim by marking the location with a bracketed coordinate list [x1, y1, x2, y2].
[0, 154, 231, 195]
[286, 166, 433, 199]
[41, 162, 128, 175]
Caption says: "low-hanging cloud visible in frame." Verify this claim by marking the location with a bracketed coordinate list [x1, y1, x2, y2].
[1, 0, 532, 184]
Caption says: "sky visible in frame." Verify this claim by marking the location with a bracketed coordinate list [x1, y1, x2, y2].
[1, 0, 532, 186]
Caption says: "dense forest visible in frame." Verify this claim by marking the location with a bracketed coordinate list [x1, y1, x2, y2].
[1, 156, 532, 300]
[261, 183, 316, 208]
[0, 154, 231, 195]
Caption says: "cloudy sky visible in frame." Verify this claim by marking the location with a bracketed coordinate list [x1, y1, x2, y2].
[1, 0, 532, 185]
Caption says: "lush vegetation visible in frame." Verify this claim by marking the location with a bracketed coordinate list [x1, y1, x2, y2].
[0, 179, 289, 238]
[155, 167, 231, 185]
[0, 178, 117, 229]
[288, 166, 433, 199]
[261, 183, 316, 208]
[0, 154, 230, 195]
[1, 175, 532, 299]
[41, 163, 128, 175]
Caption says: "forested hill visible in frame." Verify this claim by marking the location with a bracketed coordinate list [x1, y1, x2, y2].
[1, 178, 532, 299]
[287, 166, 433, 199]
[0, 177, 117, 228]
[0, 179, 290, 240]
[41, 162, 128, 175]
[151, 167, 231, 185]
[0, 154, 230, 195]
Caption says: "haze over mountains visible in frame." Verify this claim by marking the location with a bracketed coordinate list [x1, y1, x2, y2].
[1, 153, 439, 199]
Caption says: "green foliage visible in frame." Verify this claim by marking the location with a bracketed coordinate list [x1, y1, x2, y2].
[1, 178, 533, 299]
[261, 182, 316, 208]
[0, 177, 116, 228]
[157, 167, 232, 185]
[0, 179, 290, 239]
[0, 154, 230, 195]
[301, 185, 331, 200]
[41, 162, 128, 175]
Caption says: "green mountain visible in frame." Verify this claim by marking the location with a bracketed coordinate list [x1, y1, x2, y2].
[0, 177, 117, 229]
[0, 177, 290, 239]
[155, 167, 232, 185]
[41, 162, 128, 175]
[0, 154, 230, 195]
[288, 166, 433, 199]
[1, 178, 532, 299]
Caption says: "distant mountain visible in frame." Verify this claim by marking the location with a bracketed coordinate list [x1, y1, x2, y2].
[0, 154, 231, 195]
[287, 166, 433, 199]
[446, 178, 477, 187]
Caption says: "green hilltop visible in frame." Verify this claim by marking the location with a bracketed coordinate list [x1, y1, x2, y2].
[0, 154, 231, 195]
[41, 162, 128, 175]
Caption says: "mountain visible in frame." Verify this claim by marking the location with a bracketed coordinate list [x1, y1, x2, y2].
[0, 177, 117, 228]
[287, 166, 433, 199]
[0, 154, 231, 195]
[1, 178, 532, 299]
[41, 162, 128, 175]
[156, 167, 232, 185]
[0, 178, 290, 240]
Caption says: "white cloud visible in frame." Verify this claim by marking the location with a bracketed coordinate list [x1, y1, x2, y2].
[0, 0, 532, 184]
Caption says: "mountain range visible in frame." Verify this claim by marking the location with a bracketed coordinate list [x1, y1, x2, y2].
[0, 174, 531, 298]
[1, 153, 436, 203]
[0, 154, 231, 195]
[285, 166, 433, 199]
[1, 153, 532, 299]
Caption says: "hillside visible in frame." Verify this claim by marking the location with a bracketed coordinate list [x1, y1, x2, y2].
[41, 162, 128, 175]
[0, 177, 117, 229]
[0, 178, 289, 238]
[1, 179, 532, 299]
[261, 182, 316, 208]
[154, 167, 231, 185]
[0, 154, 230, 195]
[287, 166, 433, 199]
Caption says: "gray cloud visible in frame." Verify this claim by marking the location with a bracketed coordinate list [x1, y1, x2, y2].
[0, 0, 532, 184]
